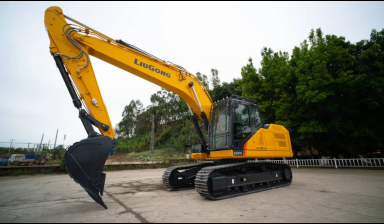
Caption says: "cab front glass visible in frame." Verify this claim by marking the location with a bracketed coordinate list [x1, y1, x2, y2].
[210, 102, 230, 150]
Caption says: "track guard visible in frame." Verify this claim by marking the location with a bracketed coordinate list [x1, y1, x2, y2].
[64, 136, 117, 209]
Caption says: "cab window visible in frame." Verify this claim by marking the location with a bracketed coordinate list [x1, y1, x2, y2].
[234, 104, 252, 139]
[212, 104, 229, 149]
[213, 105, 228, 135]
[250, 105, 262, 129]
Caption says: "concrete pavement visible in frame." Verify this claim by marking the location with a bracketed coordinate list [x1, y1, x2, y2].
[0, 168, 383, 223]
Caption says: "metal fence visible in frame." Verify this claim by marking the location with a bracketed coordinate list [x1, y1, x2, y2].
[0, 141, 71, 154]
[253, 158, 384, 168]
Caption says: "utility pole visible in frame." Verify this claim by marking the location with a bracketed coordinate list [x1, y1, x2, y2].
[54, 129, 58, 149]
[47, 140, 50, 150]
[39, 133, 44, 153]
[8, 139, 14, 156]
[63, 134, 66, 148]
[151, 114, 155, 154]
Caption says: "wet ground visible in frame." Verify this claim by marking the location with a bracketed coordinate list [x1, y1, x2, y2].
[0, 168, 383, 223]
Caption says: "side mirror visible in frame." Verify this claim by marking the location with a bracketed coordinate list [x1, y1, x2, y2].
[264, 124, 270, 129]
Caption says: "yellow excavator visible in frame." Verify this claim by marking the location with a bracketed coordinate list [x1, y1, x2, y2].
[44, 6, 293, 209]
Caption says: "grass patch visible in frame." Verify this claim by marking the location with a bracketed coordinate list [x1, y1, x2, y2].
[125, 148, 187, 161]
[102, 161, 191, 172]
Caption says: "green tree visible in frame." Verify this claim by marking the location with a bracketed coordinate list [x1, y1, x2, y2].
[240, 28, 384, 156]
[196, 72, 210, 90]
[210, 79, 242, 101]
[210, 69, 220, 90]
[116, 99, 143, 137]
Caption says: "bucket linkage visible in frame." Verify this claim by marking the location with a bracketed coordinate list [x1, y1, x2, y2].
[53, 55, 117, 209]
[64, 108, 117, 209]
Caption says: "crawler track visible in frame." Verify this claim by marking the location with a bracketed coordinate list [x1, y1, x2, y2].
[162, 162, 214, 191]
[195, 162, 292, 200]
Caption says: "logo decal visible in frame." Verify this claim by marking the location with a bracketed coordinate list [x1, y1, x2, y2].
[134, 59, 171, 78]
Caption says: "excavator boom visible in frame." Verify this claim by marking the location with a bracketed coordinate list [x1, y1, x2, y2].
[45, 6, 212, 135]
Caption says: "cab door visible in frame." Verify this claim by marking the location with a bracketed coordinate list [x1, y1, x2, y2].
[232, 103, 252, 151]
[232, 102, 264, 152]
[210, 102, 230, 150]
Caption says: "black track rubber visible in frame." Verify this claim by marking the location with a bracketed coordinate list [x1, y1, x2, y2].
[162, 162, 214, 191]
[195, 162, 292, 200]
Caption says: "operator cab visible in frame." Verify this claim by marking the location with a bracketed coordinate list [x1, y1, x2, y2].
[209, 95, 264, 152]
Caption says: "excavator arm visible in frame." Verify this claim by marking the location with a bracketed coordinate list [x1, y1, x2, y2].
[44, 6, 213, 208]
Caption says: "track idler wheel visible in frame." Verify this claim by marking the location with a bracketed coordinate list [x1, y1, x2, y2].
[283, 166, 292, 182]
[64, 136, 117, 209]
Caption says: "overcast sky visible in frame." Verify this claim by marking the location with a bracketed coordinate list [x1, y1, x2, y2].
[0, 1, 383, 148]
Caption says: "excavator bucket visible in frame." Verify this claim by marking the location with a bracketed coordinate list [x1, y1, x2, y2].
[64, 136, 117, 209]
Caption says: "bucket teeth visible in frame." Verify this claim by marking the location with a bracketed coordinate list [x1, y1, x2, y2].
[87, 191, 108, 209]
